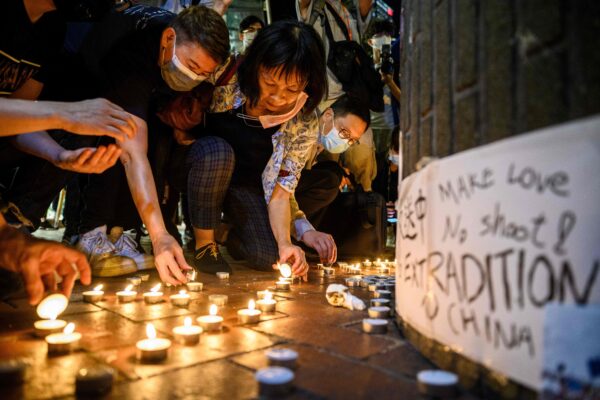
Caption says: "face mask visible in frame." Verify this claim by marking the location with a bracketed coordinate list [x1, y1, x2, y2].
[242, 30, 258, 52]
[388, 153, 399, 166]
[369, 35, 392, 51]
[320, 126, 350, 153]
[161, 42, 207, 92]
[258, 92, 308, 128]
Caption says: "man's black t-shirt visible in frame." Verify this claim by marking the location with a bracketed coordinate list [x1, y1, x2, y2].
[78, 5, 175, 120]
[203, 108, 279, 189]
[0, 0, 65, 96]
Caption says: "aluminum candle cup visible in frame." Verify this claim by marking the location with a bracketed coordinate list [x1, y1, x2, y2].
[197, 304, 223, 332]
[82, 284, 104, 303]
[257, 290, 272, 300]
[238, 300, 262, 324]
[186, 282, 203, 292]
[75, 366, 114, 396]
[136, 323, 171, 363]
[371, 298, 391, 307]
[34, 319, 67, 337]
[323, 267, 335, 276]
[417, 370, 459, 397]
[374, 289, 392, 299]
[368, 306, 391, 319]
[362, 318, 388, 334]
[143, 284, 163, 304]
[255, 367, 294, 397]
[275, 279, 290, 291]
[216, 272, 229, 280]
[0, 360, 26, 385]
[116, 285, 137, 303]
[169, 290, 190, 307]
[46, 323, 81, 354]
[368, 283, 385, 292]
[266, 348, 298, 369]
[35, 294, 68, 337]
[208, 294, 228, 306]
[256, 297, 277, 313]
[172, 317, 202, 345]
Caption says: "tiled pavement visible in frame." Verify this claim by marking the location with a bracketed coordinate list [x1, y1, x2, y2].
[0, 233, 480, 399]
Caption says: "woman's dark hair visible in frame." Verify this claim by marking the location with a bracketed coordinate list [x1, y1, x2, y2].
[239, 15, 264, 32]
[170, 6, 230, 64]
[330, 94, 371, 130]
[238, 20, 327, 114]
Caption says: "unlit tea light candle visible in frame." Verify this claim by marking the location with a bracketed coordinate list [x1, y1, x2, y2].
[169, 290, 190, 307]
[216, 272, 229, 280]
[362, 318, 388, 334]
[255, 367, 294, 397]
[75, 366, 114, 396]
[186, 281, 203, 292]
[116, 284, 137, 303]
[127, 276, 142, 287]
[238, 300, 262, 324]
[82, 284, 104, 303]
[143, 284, 163, 304]
[371, 298, 391, 307]
[208, 294, 228, 306]
[368, 306, 391, 319]
[34, 293, 68, 337]
[46, 322, 81, 354]
[256, 291, 277, 313]
[417, 370, 459, 397]
[197, 304, 223, 332]
[136, 323, 171, 362]
[0, 360, 27, 385]
[374, 289, 392, 299]
[266, 348, 298, 369]
[173, 317, 202, 345]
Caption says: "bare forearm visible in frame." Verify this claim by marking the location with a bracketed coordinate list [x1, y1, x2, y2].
[11, 131, 63, 164]
[268, 192, 293, 248]
[0, 98, 65, 136]
[385, 77, 401, 102]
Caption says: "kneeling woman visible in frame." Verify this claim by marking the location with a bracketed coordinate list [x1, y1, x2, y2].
[187, 21, 327, 279]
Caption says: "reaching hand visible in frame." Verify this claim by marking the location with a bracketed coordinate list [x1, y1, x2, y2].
[277, 243, 308, 281]
[59, 98, 138, 142]
[301, 230, 337, 264]
[55, 145, 121, 174]
[152, 233, 192, 286]
[0, 226, 91, 305]
[212, 0, 233, 15]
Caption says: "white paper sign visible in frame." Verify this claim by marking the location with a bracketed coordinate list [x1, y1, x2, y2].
[395, 116, 600, 390]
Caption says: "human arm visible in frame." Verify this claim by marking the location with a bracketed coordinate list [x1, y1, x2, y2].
[0, 98, 137, 141]
[383, 74, 401, 102]
[118, 116, 192, 285]
[212, 0, 233, 16]
[0, 214, 91, 305]
[290, 196, 337, 264]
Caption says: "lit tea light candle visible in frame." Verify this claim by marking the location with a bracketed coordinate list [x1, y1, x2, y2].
[197, 304, 223, 332]
[75, 366, 114, 397]
[238, 300, 262, 324]
[46, 322, 81, 354]
[417, 370, 458, 397]
[186, 282, 203, 292]
[266, 348, 298, 369]
[82, 284, 104, 303]
[34, 293, 68, 337]
[143, 284, 163, 304]
[255, 367, 294, 397]
[374, 289, 392, 299]
[257, 289, 271, 300]
[275, 278, 290, 291]
[126, 276, 142, 288]
[362, 318, 388, 334]
[371, 298, 391, 308]
[256, 291, 277, 313]
[136, 323, 171, 363]
[116, 285, 137, 303]
[368, 306, 391, 319]
[172, 317, 202, 345]
[169, 290, 190, 307]
[208, 294, 228, 306]
[363, 259, 372, 267]
[216, 272, 229, 280]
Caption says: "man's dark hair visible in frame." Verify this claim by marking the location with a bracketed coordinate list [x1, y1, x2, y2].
[370, 18, 395, 37]
[330, 95, 371, 130]
[238, 20, 327, 114]
[170, 6, 230, 64]
[239, 15, 264, 32]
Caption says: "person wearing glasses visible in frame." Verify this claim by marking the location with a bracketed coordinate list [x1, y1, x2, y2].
[185, 21, 327, 280]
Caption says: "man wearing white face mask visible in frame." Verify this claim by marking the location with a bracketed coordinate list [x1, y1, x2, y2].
[238, 15, 264, 53]
[67, 5, 230, 285]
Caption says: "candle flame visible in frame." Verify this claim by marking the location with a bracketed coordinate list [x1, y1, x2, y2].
[279, 263, 292, 278]
[265, 290, 272, 301]
[184, 317, 192, 327]
[146, 323, 156, 339]
[64, 322, 75, 334]
[179, 290, 186, 295]
[125, 284, 133, 292]
[209, 304, 218, 316]
[93, 284, 103, 291]
[191, 270, 197, 281]
[248, 299, 255, 310]
[150, 284, 161, 292]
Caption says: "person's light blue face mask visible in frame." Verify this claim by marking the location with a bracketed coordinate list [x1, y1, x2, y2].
[320, 124, 350, 153]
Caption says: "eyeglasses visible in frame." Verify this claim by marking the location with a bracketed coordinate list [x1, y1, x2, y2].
[337, 127, 360, 146]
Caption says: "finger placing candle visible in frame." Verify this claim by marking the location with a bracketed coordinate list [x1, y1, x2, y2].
[143, 284, 163, 304]
[197, 304, 223, 332]
[46, 322, 81, 354]
[238, 300, 262, 324]
[136, 323, 171, 363]
[82, 284, 104, 303]
[116, 285, 137, 303]
[172, 317, 202, 345]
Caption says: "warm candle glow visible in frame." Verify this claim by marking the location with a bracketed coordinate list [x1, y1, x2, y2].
[265, 290, 272, 301]
[248, 300, 255, 311]
[93, 284, 103, 291]
[179, 290, 187, 295]
[150, 284, 161, 293]
[146, 323, 156, 339]
[279, 263, 292, 278]
[191, 270, 197, 281]
[64, 322, 75, 335]
[209, 304, 218, 316]
[125, 284, 133, 292]
[184, 317, 192, 327]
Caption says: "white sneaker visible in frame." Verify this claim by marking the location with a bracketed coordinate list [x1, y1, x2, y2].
[110, 227, 155, 271]
[76, 225, 137, 277]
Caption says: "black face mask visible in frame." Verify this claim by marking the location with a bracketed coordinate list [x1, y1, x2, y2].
[53, 0, 113, 21]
